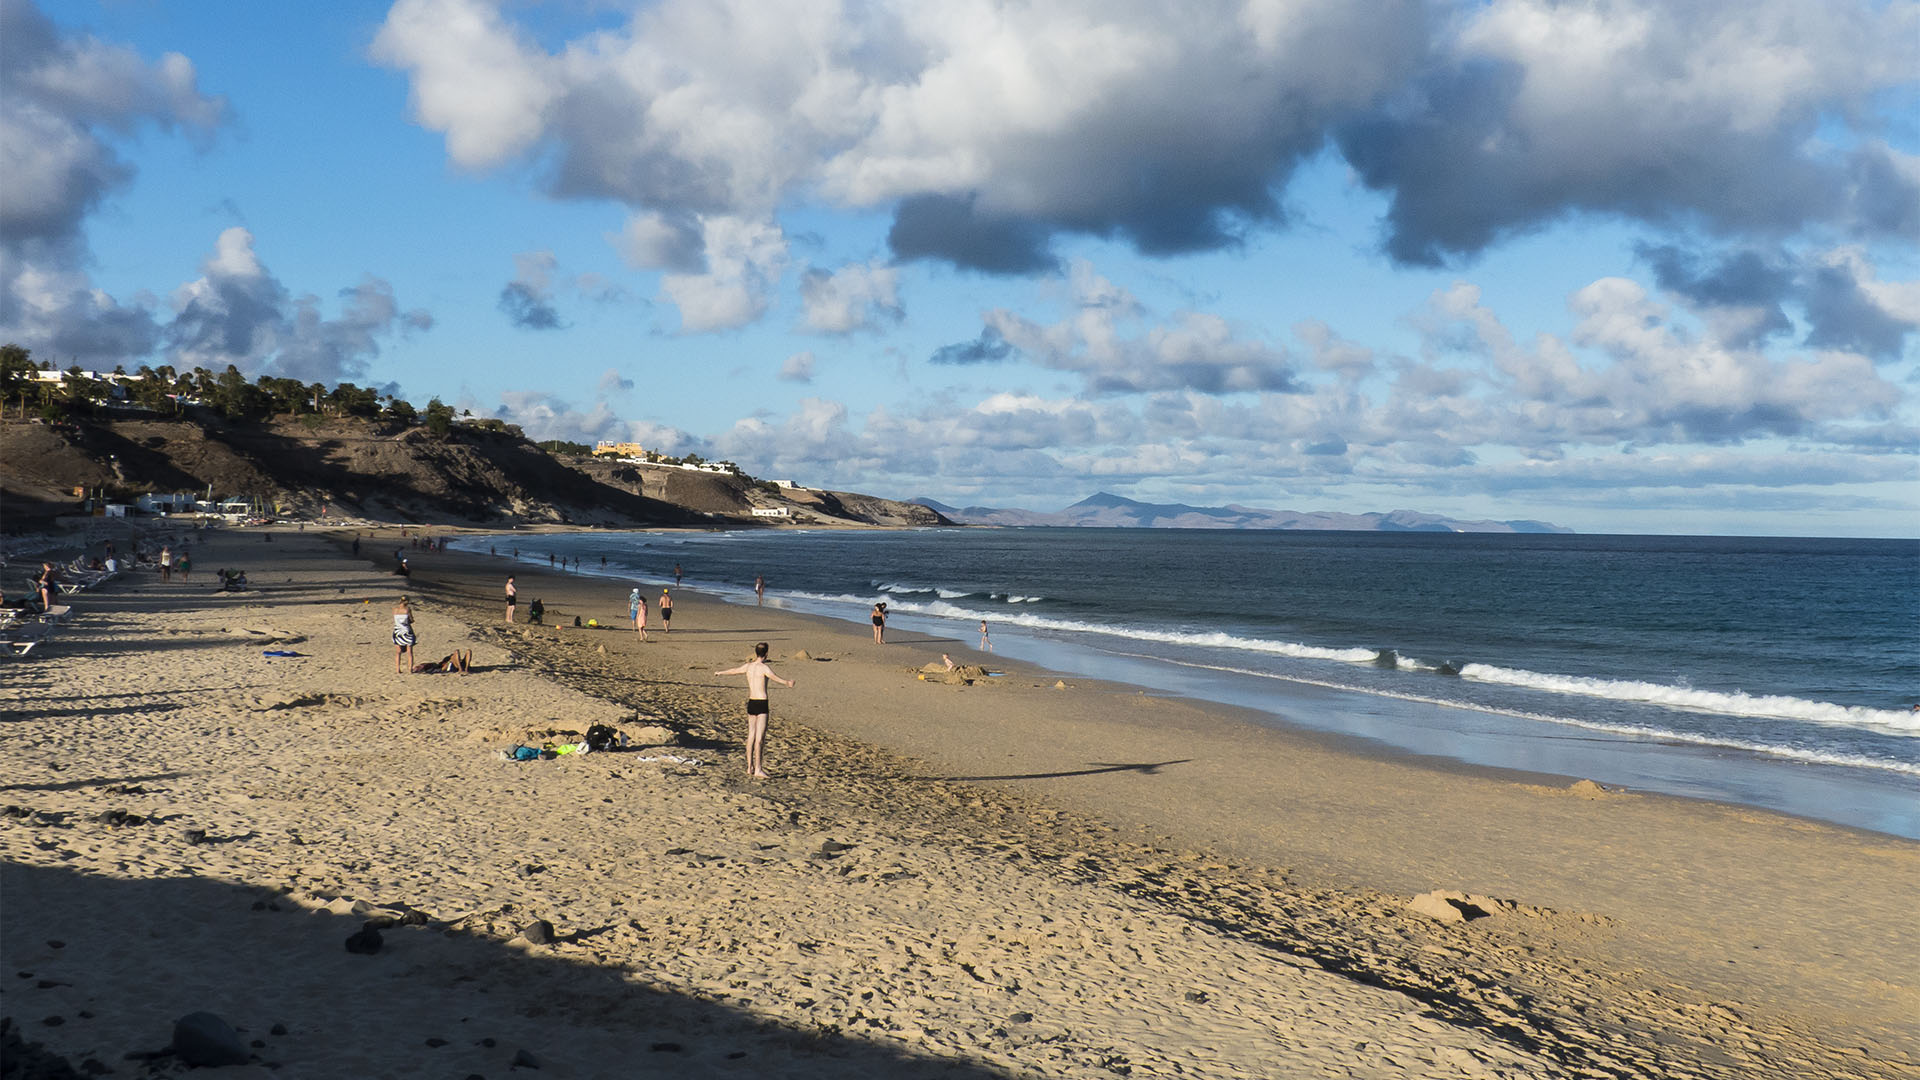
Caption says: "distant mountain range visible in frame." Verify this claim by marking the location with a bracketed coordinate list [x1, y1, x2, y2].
[911, 492, 1572, 533]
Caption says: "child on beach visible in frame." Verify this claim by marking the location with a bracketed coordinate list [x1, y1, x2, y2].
[872, 602, 887, 644]
[715, 642, 795, 779]
[629, 587, 648, 639]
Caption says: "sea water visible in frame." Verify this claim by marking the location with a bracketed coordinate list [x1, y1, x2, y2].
[463, 529, 1920, 838]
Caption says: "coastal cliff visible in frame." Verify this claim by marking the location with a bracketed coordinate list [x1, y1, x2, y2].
[0, 414, 944, 530]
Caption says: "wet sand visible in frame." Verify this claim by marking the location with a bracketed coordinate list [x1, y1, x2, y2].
[2, 525, 1914, 1079]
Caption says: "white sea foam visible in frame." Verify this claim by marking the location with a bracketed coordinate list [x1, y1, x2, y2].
[1460, 664, 1920, 736]
[875, 597, 1380, 664]
[1157, 659, 1920, 778]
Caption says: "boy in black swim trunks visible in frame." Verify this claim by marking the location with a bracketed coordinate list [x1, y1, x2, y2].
[714, 642, 794, 779]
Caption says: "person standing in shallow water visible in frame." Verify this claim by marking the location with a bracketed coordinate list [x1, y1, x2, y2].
[979, 620, 992, 652]
[715, 642, 794, 780]
[674, 563, 683, 586]
[754, 575, 765, 605]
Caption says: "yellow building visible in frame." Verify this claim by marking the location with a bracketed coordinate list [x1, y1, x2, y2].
[594, 441, 648, 458]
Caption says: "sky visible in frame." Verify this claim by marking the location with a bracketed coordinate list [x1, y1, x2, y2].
[3, 0, 1918, 536]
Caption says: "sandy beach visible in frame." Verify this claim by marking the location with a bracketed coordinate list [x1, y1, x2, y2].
[3, 524, 1915, 1079]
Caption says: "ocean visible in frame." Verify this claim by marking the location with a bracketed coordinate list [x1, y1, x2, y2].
[457, 528, 1920, 839]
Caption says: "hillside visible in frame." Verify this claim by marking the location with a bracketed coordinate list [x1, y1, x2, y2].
[0, 414, 943, 531]
[914, 492, 1571, 533]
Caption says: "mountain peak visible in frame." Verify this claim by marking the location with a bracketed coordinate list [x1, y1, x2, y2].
[1066, 491, 1138, 509]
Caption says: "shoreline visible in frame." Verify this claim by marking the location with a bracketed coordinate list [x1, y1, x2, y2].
[3, 523, 1915, 1078]
[454, 528, 1920, 842]
[407, 532, 1919, 1058]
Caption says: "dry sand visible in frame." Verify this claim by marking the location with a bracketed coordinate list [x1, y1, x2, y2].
[2, 525, 1914, 1079]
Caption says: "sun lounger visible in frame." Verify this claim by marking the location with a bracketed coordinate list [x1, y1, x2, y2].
[37, 604, 72, 623]
[2, 622, 51, 655]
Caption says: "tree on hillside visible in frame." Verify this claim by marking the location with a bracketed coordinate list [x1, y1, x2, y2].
[128, 366, 175, 413]
[327, 383, 381, 418]
[59, 365, 107, 416]
[254, 374, 313, 416]
[0, 344, 35, 415]
[424, 397, 454, 438]
[385, 397, 418, 425]
[209, 365, 268, 421]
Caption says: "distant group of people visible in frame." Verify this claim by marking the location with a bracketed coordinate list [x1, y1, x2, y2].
[450, 551, 1009, 784]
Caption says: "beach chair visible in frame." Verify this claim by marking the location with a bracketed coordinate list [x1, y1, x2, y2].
[37, 604, 72, 624]
[2, 622, 50, 655]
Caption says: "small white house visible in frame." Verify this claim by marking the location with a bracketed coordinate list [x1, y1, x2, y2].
[750, 507, 791, 518]
[32, 369, 129, 400]
[135, 492, 198, 514]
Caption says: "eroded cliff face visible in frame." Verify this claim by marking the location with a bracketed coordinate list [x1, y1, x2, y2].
[0, 415, 947, 531]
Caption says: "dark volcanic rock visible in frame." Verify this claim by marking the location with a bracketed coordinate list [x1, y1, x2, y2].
[172, 1011, 249, 1067]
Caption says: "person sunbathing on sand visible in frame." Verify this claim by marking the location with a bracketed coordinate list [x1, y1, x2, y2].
[715, 642, 794, 779]
[413, 650, 470, 674]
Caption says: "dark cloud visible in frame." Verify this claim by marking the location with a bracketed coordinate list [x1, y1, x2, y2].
[1802, 263, 1917, 361]
[274, 278, 433, 383]
[496, 250, 570, 330]
[1654, 403, 1810, 445]
[1636, 242, 1918, 360]
[1846, 143, 1920, 239]
[1336, 2, 1920, 266]
[1636, 244, 1794, 346]
[888, 195, 1057, 275]
[498, 280, 564, 330]
[1339, 64, 1853, 266]
[0, 0, 225, 363]
[929, 326, 1013, 366]
[165, 228, 430, 384]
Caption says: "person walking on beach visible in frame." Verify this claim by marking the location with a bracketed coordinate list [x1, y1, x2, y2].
[715, 642, 794, 780]
[392, 597, 417, 674]
[979, 619, 992, 652]
[659, 588, 673, 633]
[629, 587, 648, 639]
[754, 575, 765, 604]
[504, 575, 517, 623]
[871, 602, 887, 644]
[159, 545, 172, 582]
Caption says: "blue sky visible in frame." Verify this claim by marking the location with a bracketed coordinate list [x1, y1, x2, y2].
[5, 0, 1918, 535]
